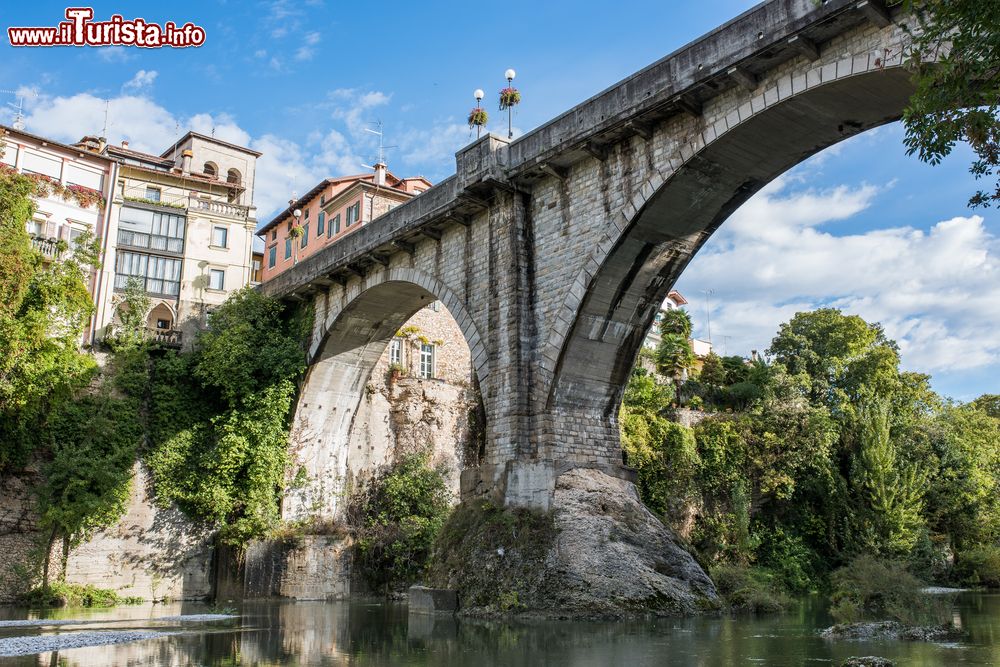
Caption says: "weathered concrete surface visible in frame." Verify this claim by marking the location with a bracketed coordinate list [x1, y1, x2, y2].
[408, 586, 459, 614]
[242, 536, 355, 600]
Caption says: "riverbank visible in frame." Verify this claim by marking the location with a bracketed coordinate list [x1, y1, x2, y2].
[0, 594, 997, 665]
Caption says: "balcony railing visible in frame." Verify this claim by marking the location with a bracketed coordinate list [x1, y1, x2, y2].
[188, 197, 249, 220]
[147, 328, 182, 348]
[114, 273, 180, 297]
[30, 235, 62, 260]
[117, 229, 184, 254]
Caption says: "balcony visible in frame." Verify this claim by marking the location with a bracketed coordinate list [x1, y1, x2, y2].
[30, 235, 63, 260]
[188, 196, 249, 221]
[147, 328, 182, 348]
[117, 229, 184, 254]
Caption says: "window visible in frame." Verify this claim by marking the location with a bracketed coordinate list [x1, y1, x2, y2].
[156, 319, 170, 330]
[209, 268, 225, 290]
[389, 338, 402, 366]
[268, 245, 276, 268]
[118, 206, 186, 253]
[300, 223, 309, 248]
[68, 228, 84, 244]
[114, 251, 181, 296]
[304, 208, 310, 219]
[212, 226, 228, 248]
[226, 168, 241, 185]
[346, 202, 360, 226]
[271, 230, 277, 241]
[419, 343, 435, 379]
[145, 187, 161, 202]
[320, 194, 326, 205]
[203, 162, 217, 178]
[330, 214, 341, 236]
[285, 238, 292, 259]
[28, 220, 43, 236]
[317, 212, 325, 236]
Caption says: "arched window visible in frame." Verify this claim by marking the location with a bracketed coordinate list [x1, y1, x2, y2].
[227, 168, 241, 185]
[203, 162, 218, 178]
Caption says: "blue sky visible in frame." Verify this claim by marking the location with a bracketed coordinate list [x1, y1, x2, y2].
[1, 1, 996, 401]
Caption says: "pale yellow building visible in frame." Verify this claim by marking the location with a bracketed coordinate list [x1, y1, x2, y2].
[82, 132, 260, 346]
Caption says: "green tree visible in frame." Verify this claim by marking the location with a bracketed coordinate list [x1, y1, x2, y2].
[105, 277, 150, 352]
[655, 309, 695, 400]
[767, 308, 901, 417]
[850, 401, 928, 555]
[899, 0, 1000, 207]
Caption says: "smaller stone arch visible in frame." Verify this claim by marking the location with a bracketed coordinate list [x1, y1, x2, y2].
[226, 168, 241, 185]
[203, 161, 218, 178]
[147, 302, 175, 331]
[285, 267, 489, 521]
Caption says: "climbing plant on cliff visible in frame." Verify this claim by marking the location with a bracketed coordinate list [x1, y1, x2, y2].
[36, 353, 144, 585]
[0, 160, 101, 470]
[144, 288, 310, 546]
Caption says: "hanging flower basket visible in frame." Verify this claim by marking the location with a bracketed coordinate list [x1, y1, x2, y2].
[499, 87, 521, 111]
[468, 108, 489, 129]
[289, 224, 304, 239]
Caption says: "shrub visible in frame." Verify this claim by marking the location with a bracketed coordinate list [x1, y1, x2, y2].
[347, 453, 451, 593]
[18, 582, 141, 608]
[829, 555, 951, 625]
[710, 564, 793, 614]
[954, 545, 1000, 588]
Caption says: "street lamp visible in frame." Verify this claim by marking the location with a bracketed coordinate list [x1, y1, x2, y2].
[504, 69, 516, 139]
[474, 88, 485, 139]
[292, 208, 302, 265]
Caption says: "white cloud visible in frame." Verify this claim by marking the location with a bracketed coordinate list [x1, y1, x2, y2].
[123, 69, 158, 91]
[95, 46, 133, 63]
[295, 32, 321, 61]
[675, 177, 1000, 384]
[17, 88, 367, 221]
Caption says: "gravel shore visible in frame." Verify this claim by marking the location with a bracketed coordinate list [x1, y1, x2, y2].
[0, 630, 170, 657]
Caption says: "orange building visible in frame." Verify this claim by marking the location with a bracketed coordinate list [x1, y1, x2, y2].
[257, 164, 430, 281]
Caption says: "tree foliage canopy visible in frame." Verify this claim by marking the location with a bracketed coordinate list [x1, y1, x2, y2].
[900, 0, 1000, 207]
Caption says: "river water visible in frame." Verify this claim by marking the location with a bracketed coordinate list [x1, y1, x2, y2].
[0, 592, 997, 666]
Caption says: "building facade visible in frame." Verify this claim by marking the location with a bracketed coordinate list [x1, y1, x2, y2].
[1, 125, 118, 345]
[90, 132, 261, 345]
[258, 164, 430, 283]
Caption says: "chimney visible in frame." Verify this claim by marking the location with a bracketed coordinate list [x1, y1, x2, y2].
[121, 139, 129, 149]
[181, 149, 193, 176]
[373, 161, 386, 187]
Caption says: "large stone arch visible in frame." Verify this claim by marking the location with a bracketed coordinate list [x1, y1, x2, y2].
[283, 267, 489, 520]
[543, 46, 917, 463]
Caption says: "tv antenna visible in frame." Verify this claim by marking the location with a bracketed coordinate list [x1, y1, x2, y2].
[360, 120, 397, 170]
[1, 89, 36, 131]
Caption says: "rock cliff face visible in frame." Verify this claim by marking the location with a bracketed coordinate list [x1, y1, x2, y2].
[543, 468, 717, 616]
[431, 467, 718, 618]
[0, 462, 212, 603]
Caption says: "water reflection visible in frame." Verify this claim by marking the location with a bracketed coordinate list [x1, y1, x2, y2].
[0, 593, 997, 666]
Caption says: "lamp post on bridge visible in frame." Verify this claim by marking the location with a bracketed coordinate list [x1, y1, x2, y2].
[500, 68, 520, 140]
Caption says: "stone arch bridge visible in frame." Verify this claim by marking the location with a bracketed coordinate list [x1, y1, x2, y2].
[262, 0, 915, 520]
